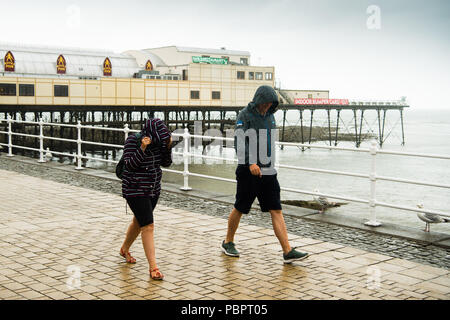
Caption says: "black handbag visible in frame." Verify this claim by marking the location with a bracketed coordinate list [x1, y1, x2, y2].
[115, 132, 142, 179]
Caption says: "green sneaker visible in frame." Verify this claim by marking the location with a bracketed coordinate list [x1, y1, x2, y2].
[221, 241, 240, 257]
[283, 248, 309, 264]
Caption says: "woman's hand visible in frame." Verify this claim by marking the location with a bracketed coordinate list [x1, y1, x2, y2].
[141, 136, 151, 151]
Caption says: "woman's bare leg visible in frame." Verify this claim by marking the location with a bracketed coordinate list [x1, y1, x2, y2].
[121, 216, 141, 253]
[141, 223, 160, 274]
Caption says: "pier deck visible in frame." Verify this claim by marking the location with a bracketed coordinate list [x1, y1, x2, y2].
[0, 168, 448, 300]
[0, 102, 409, 148]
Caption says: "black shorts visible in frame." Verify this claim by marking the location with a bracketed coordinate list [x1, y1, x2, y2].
[234, 165, 282, 214]
[126, 196, 159, 227]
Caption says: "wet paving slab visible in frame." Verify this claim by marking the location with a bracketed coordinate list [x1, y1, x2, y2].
[1, 155, 449, 271]
[0, 168, 449, 300]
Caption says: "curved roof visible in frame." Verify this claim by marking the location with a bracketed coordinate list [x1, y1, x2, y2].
[175, 46, 250, 56]
[143, 45, 250, 57]
[122, 50, 167, 68]
[0, 42, 140, 78]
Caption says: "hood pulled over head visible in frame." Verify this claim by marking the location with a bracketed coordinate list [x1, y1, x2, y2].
[140, 118, 171, 146]
[248, 85, 279, 114]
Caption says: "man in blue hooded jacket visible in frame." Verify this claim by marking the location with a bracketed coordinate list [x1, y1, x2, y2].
[221, 85, 309, 264]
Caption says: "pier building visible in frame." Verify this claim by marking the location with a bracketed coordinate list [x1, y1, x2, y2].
[0, 42, 408, 147]
[0, 43, 280, 107]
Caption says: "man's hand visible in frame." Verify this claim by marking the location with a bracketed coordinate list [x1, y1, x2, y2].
[249, 164, 262, 178]
[167, 136, 173, 149]
[141, 136, 151, 151]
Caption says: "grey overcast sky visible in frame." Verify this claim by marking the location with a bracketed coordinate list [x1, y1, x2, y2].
[1, 0, 449, 109]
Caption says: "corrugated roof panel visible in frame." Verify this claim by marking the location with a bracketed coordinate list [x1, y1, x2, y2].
[0, 43, 140, 78]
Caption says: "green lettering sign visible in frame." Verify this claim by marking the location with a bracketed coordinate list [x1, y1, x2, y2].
[192, 56, 228, 65]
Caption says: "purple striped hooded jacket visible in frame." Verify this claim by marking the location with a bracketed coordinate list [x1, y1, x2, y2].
[121, 118, 172, 198]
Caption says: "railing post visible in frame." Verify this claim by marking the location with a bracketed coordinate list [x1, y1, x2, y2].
[7, 115, 13, 157]
[124, 123, 130, 142]
[38, 118, 45, 163]
[365, 140, 381, 227]
[75, 120, 83, 170]
[180, 127, 192, 191]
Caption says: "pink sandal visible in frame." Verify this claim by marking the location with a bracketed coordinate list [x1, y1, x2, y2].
[120, 248, 136, 264]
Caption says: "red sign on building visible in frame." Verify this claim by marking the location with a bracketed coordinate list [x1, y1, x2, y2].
[4, 51, 15, 72]
[103, 57, 112, 76]
[294, 98, 349, 105]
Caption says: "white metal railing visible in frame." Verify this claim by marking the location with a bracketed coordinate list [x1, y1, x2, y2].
[348, 99, 408, 106]
[1, 116, 449, 228]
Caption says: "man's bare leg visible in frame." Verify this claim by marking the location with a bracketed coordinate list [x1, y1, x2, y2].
[221, 208, 243, 257]
[270, 209, 292, 255]
[225, 207, 243, 243]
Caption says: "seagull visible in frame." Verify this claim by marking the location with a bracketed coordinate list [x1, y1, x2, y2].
[281, 189, 347, 212]
[416, 204, 450, 232]
[312, 189, 335, 213]
[313, 188, 330, 205]
[45, 147, 53, 162]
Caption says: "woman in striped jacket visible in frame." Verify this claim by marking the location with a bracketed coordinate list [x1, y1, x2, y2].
[119, 118, 172, 280]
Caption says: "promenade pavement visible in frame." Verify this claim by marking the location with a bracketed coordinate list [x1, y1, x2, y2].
[0, 169, 449, 300]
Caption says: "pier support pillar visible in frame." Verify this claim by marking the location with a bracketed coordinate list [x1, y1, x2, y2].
[327, 109, 332, 146]
[400, 108, 405, 146]
[281, 109, 287, 150]
[300, 109, 305, 151]
[308, 109, 314, 146]
[334, 109, 340, 146]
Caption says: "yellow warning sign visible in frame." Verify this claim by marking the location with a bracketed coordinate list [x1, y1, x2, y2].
[4, 51, 15, 72]
[103, 57, 112, 76]
[145, 60, 153, 71]
[57, 55, 66, 74]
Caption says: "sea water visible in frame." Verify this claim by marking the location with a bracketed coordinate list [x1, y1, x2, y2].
[164, 107, 450, 233]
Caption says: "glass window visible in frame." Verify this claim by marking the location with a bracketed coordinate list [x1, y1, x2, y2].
[19, 84, 34, 96]
[265, 72, 273, 80]
[190, 90, 200, 99]
[255, 72, 263, 80]
[0, 83, 16, 96]
[54, 85, 69, 97]
[237, 71, 245, 79]
[240, 58, 248, 65]
[212, 91, 221, 100]
[249, 72, 254, 80]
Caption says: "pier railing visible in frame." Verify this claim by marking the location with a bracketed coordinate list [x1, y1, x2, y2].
[1, 116, 449, 227]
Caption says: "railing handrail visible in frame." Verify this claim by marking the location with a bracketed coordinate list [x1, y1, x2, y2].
[3, 118, 449, 160]
[1, 117, 449, 223]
